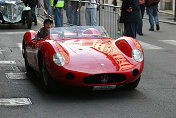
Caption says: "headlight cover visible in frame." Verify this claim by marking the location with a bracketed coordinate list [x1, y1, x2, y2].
[0, 6, 4, 11]
[53, 53, 65, 66]
[132, 49, 143, 62]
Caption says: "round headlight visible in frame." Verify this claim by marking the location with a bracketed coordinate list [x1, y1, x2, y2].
[53, 53, 65, 66]
[0, 6, 4, 11]
[132, 49, 143, 62]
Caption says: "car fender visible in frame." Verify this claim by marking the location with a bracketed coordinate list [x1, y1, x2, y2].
[23, 7, 31, 11]
[24, 30, 37, 42]
[38, 40, 58, 71]
[114, 36, 143, 58]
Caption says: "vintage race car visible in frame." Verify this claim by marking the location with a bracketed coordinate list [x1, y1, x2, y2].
[0, 0, 32, 28]
[22, 26, 144, 92]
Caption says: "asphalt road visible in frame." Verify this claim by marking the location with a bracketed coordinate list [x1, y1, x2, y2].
[0, 16, 176, 118]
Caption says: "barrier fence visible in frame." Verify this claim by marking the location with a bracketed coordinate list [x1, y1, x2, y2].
[37, 1, 124, 38]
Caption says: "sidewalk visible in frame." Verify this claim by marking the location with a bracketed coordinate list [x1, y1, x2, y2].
[144, 12, 176, 25]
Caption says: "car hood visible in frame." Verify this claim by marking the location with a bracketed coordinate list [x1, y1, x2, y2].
[54, 38, 135, 74]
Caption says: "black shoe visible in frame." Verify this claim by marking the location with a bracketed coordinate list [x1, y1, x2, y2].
[34, 23, 37, 26]
[156, 24, 160, 31]
[138, 32, 143, 36]
[149, 28, 154, 31]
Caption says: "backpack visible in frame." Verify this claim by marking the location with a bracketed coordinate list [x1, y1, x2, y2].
[145, 0, 160, 7]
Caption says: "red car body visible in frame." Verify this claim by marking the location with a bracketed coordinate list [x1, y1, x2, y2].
[22, 26, 144, 91]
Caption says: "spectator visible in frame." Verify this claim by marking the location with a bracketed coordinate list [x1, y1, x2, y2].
[37, 19, 54, 40]
[137, 0, 145, 36]
[85, 0, 99, 26]
[51, 0, 64, 27]
[25, 0, 38, 25]
[64, 0, 71, 24]
[112, 0, 117, 6]
[43, 0, 52, 16]
[119, 0, 140, 38]
[68, 0, 80, 25]
[145, 0, 160, 31]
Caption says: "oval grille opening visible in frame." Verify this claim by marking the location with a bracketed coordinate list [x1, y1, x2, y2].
[83, 74, 126, 84]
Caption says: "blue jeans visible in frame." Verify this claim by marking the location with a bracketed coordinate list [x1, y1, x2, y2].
[53, 7, 63, 27]
[43, 0, 52, 15]
[85, 8, 97, 26]
[137, 4, 145, 34]
[124, 23, 138, 39]
[31, 7, 37, 24]
[69, 1, 79, 25]
[147, 5, 159, 29]
[64, 2, 71, 23]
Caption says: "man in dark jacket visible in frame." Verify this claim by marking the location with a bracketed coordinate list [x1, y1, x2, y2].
[120, 0, 140, 38]
[25, 0, 38, 25]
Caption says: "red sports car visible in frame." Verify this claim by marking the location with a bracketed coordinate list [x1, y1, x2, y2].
[22, 26, 144, 92]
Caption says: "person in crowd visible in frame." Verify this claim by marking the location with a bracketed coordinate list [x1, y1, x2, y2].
[119, 0, 140, 38]
[43, 0, 52, 16]
[64, 0, 71, 24]
[68, 0, 80, 25]
[137, 0, 145, 36]
[51, 0, 64, 27]
[112, 0, 117, 6]
[145, 0, 160, 31]
[85, 0, 99, 26]
[37, 19, 54, 40]
[25, 0, 38, 25]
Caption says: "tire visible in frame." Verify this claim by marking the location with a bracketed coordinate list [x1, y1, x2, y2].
[26, 11, 32, 29]
[124, 76, 141, 89]
[24, 48, 33, 77]
[40, 56, 55, 92]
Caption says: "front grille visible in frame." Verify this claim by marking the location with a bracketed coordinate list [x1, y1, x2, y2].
[7, 4, 18, 22]
[83, 74, 126, 84]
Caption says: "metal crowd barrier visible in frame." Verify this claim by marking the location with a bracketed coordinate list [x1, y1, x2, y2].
[37, 0, 124, 38]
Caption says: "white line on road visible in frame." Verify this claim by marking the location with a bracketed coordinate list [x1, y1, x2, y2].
[5, 72, 27, 80]
[17, 43, 22, 51]
[159, 40, 176, 46]
[139, 40, 163, 50]
[0, 98, 32, 106]
[0, 61, 16, 64]
[0, 32, 26, 35]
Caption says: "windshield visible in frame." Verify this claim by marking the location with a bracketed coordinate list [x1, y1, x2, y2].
[50, 26, 109, 39]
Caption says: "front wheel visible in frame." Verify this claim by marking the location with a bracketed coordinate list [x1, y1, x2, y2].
[124, 76, 141, 89]
[41, 56, 55, 92]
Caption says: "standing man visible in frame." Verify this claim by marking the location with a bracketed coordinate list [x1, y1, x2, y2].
[25, 0, 38, 25]
[68, 0, 80, 25]
[137, 0, 145, 36]
[145, 0, 160, 31]
[43, 0, 52, 16]
[112, 0, 117, 6]
[120, 0, 140, 38]
[51, 0, 64, 27]
[85, 0, 99, 26]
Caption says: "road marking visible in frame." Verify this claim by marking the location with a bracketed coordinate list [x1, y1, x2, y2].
[0, 61, 16, 64]
[17, 43, 22, 51]
[5, 72, 27, 80]
[37, 19, 43, 25]
[139, 40, 163, 50]
[0, 32, 26, 35]
[159, 40, 176, 46]
[0, 98, 32, 106]
[0, 50, 6, 54]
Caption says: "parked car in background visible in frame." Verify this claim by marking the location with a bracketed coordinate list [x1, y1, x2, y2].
[0, 0, 32, 29]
